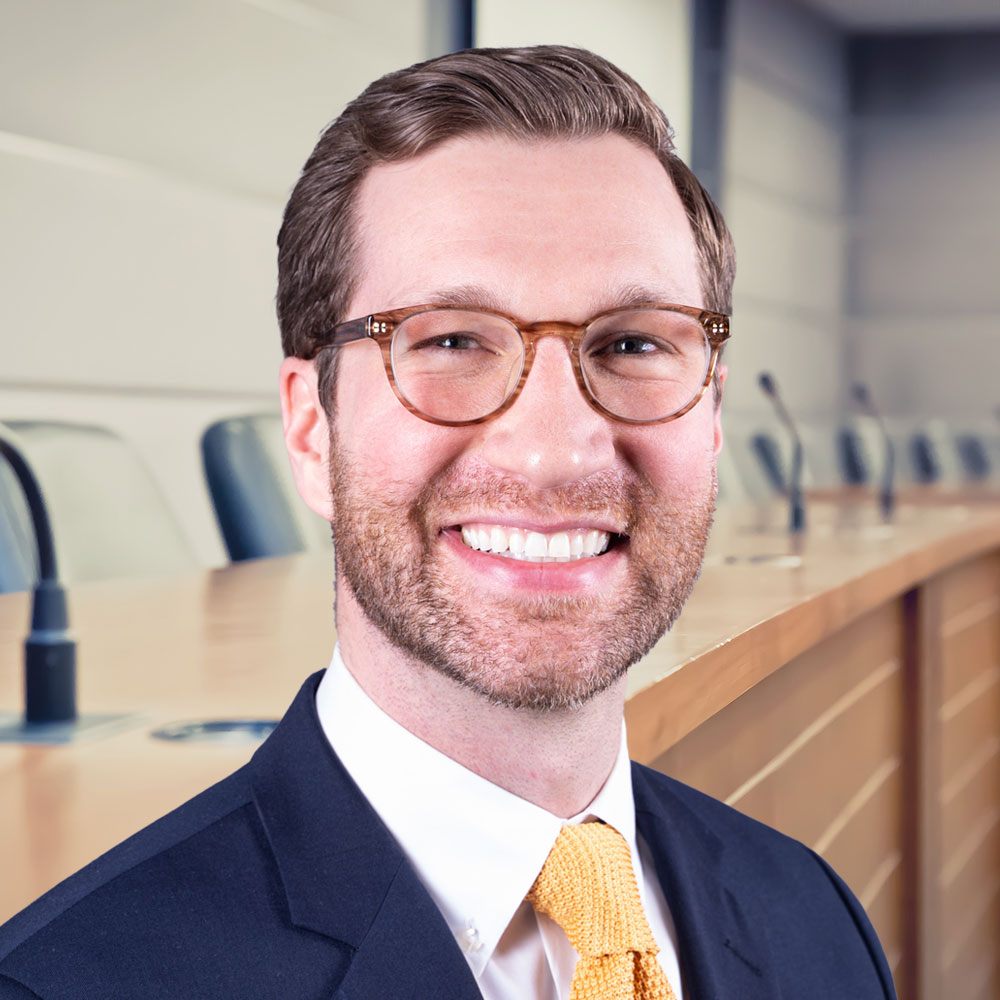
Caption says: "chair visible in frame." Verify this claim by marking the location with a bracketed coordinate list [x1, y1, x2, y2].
[750, 432, 786, 493]
[901, 420, 970, 486]
[729, 420, 840, 499]
[909, 431, 941, 484]
[837, 425, 870, 485]
[839, 416, 899, 488]
[202, 414, 331, 562]
[0, 420, 197, 591]
[954, 430, 995, 482]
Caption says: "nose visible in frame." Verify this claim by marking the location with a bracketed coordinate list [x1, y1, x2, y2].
[477, 337, 617, 489]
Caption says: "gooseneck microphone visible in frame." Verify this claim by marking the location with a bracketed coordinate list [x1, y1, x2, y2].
[0, 435, 77, 723]
[758, 372, 806, 533]
[851, 383, 895, 522]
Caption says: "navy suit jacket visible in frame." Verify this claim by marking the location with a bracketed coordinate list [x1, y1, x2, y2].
[0, 672, 896, 999]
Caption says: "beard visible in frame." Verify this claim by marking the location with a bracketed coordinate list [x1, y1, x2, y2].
[329, 434, 716, 713]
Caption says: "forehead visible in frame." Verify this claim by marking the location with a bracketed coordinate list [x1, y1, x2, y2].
[349, 134, 702, 322]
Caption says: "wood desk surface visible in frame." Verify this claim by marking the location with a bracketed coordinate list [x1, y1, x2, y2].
[3, 499, 1000, 922]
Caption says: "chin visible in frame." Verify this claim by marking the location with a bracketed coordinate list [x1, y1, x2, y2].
[329, 439, 717, 714]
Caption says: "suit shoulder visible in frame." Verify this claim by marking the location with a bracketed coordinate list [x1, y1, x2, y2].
[633, 760, 854, 885]
[631, 761, 897, 998]
[633, 760, 804, 852]
[0, 764, 254, 962]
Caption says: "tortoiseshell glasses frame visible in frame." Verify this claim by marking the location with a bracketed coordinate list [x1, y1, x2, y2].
[314, 302, 731, 426]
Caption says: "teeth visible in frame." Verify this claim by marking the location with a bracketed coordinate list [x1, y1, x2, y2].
[458, 523, 613, 562]
[524, 531, 547, 558]
[583, 529, 609, 557]
[549, 532, 570, 561]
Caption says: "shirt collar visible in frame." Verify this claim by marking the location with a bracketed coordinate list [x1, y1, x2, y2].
[315, 645, 638, 977]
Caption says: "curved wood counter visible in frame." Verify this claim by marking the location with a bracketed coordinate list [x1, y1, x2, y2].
[2, 499, 998, 999]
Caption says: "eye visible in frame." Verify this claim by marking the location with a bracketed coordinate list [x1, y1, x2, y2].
[592, 333, 676, 357]
[607, 336, 660, 355]
[435, 333, 485, 351]
[413, 332, 490, 352]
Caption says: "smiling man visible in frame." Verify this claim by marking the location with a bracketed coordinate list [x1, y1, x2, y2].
[0, 46, 895, 1000]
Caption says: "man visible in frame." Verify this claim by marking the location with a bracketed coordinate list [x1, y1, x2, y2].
[0, 46, 894, 999]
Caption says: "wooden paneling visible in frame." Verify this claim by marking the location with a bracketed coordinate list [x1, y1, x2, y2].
[941, 685, 1000, 789]
[942, 880, 1000, 999]
[930, 554, 1000, 1000]
[730, 672, 900, 848]
[653, 601, 905, 955]
[939, 554, 1000, 622]
[941, 816, 1000, 939]
[942, 744, 1000, 863]
[647, 543, 1000, 1000]
[649, 601, 901, 800]
[941, 608, 1000, 704]
[816, 760, 900, 891]
[862, 858, 904, 979]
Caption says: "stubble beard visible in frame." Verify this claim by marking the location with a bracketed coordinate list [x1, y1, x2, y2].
[329, 435, 716, 713]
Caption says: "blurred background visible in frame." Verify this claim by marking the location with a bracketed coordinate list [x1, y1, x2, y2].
[1, 0, 998, 570]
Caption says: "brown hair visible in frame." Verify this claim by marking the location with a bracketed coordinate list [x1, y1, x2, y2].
[277, 45, 735, 401]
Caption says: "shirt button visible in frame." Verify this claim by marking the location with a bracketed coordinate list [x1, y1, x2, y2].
[460, 919, 483, 953]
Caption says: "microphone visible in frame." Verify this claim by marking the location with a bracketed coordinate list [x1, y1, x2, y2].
[757, 372, 805, 533]
[0, 434, 77, 724]
[850, 384, 895, 522]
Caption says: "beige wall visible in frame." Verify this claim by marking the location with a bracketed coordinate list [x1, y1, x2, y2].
[475, 0, 692, 160]
[848, 33, 1000, 424]
[712, 0, 849, 495]
[720, 0, 848, 424]
[719, 6, 1000, 491]
[0, 0, 431, 565]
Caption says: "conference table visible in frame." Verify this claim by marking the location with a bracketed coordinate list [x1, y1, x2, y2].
[2, 498, 998, 1000]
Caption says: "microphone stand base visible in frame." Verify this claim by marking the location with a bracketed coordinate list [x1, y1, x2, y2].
[718, 552, 803, 569]
[0, 711, 136, 745]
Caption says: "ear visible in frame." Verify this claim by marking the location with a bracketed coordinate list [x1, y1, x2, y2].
[712, 364, 727, 457]
[279, 357, 333, 521]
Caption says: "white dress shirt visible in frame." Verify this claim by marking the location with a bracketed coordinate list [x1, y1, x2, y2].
[315, 646, 685, 1000]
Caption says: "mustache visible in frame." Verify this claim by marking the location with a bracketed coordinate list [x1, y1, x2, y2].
[410, 466, 653, 535]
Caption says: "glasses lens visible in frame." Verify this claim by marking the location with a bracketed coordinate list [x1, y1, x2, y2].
[391, 310, 523, 422]
[581, 309, 711, 421]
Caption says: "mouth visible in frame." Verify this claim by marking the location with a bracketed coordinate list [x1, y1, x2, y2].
[456, 522, 623, 563]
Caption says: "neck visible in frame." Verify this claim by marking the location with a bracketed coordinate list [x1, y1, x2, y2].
[336, 594, 627, 819]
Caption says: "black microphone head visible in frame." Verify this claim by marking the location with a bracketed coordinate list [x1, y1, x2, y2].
[851, 383, 871, 407]
[758, 372, 777, 397]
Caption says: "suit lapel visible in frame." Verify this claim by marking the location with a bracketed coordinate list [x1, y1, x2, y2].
[331, 860, 482, 1000]
[249, 675, 776, 1000]
[632, 764, 774, 1000]
[249, 672, 482, 999]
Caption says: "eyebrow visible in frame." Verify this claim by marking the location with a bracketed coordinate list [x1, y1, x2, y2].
[422, 282, 696, 319]
[425, 284, 509, 312]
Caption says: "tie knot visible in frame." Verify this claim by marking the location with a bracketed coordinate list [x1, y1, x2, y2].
[527, 823, 659, 959]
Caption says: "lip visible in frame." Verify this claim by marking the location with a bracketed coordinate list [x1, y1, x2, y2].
[439, 526, 629, 594]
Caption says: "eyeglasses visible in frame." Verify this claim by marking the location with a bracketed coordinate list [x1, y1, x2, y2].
[316, 302, 730, 426]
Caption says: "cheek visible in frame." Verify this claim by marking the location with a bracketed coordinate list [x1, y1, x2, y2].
[620, 414, 720, 495]
[334, 362, 479, 502]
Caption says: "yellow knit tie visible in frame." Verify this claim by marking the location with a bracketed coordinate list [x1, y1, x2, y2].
[527, 823, 678, 1000]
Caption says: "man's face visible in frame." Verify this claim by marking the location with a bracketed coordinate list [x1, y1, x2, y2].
[325, 134, 722, 711]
